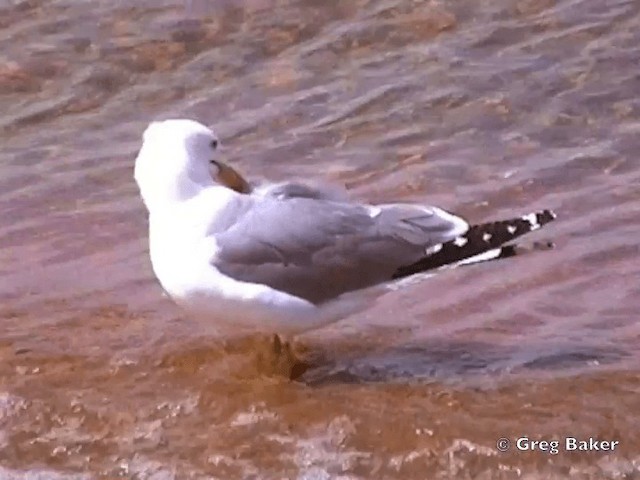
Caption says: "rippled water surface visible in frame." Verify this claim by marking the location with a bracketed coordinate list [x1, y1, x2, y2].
[2, 0, 640, 478]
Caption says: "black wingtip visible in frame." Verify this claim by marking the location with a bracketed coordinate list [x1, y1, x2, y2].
[392, 209, 557, 279]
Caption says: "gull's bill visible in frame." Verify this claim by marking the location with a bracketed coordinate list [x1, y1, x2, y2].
[134, 119, 557, 333]
[211, 160, 251, 194]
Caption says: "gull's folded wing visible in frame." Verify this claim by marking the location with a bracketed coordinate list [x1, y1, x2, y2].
[211, 196, 468, 303]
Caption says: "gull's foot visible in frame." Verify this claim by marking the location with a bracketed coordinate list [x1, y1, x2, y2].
[255, 334, 313, 380]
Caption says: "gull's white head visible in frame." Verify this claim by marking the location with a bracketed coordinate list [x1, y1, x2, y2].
[134, 119, 221, 211]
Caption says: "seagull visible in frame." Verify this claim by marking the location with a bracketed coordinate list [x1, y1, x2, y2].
[134, 119, 556, 334]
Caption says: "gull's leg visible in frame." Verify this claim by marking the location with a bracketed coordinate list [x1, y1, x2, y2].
[271, 333, 283, 355]
[268, 333, 312, 380]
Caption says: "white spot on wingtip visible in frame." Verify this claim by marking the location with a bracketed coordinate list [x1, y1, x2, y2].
[507, 225, 517, 234]
[426, 243, 443, 255]
[367, 206, 382, 218]
[453, 236, 468, 247]
[482, 233, 492, 242]
[549, 210, 557, 219]
[522, 212, 540, 230]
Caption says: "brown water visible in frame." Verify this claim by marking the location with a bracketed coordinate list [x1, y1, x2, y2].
[2, 0, 640, 478]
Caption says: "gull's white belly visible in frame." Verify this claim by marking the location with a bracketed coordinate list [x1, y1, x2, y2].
[149, 233, 357, 334]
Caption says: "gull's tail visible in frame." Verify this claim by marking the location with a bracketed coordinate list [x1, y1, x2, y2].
[392, 209, 557, 278]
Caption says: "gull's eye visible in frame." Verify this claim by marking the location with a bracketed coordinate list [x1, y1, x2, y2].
[210, 139, 219, 149]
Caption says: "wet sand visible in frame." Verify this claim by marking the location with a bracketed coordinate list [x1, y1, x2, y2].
[1, 0, 640, 477]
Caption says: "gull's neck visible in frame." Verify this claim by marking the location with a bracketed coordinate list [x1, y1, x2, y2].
[143, 171, 213, 213]
[136, 142, 219, 213]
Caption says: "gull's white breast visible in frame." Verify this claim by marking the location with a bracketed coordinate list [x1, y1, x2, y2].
[147, 188, 343, 333]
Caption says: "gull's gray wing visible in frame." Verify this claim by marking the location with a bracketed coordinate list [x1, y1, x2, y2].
[211, 196, 468, 304]
[251, 181, 349, 202]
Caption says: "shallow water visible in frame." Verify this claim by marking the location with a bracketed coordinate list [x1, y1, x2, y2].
[1, 0, 640, 478]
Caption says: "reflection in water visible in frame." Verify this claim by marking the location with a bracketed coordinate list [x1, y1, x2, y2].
[1, 0, 640, 477]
